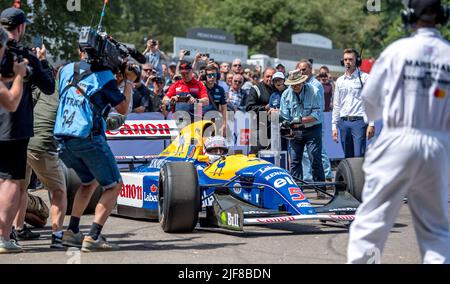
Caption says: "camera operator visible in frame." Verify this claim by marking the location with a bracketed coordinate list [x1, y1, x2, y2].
[0, 7, 54, 254]
[54, 48, 137, 252]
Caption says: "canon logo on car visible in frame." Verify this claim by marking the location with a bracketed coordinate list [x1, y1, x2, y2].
[106, 120, 174, 137]
[120, 184, 143, 201]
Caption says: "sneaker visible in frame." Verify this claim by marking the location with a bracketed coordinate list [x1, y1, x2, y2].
[0, 237, 23, 254]
[10, 227, 20, 246]
[81, 235, 119, 253]
[17, 224, 40, 240]
[50, 234, 64, 249]
[62, 230, 84, 248]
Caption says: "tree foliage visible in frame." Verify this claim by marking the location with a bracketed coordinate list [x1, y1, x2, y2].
[0, 0, 448, 62]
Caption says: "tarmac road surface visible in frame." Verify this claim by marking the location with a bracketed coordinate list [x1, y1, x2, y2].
[1, 175, 449, 264]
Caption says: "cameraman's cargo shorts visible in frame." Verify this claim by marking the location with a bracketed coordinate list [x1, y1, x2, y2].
[57, 135, 122, 190]
[20, 149, 66, 192]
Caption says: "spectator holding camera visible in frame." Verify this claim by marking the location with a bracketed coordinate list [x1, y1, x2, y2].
[280, 70, 325, 183]
[163, 60, 209, 120]
[143, 39, 164, 77]
[0, 8, 55, 254]
[54, 47, 137, 252]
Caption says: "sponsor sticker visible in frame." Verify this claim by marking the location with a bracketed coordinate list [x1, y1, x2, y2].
[233, 183, 242, 195]
[118, 174, 145, 208]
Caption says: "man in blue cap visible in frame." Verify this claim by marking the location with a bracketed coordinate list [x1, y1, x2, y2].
[0, 7, 55, 254]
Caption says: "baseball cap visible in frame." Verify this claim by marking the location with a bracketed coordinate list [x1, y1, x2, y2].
[179, 60, 192, 72]
[0, 8, 31, 28]
[272, 72, 285, 82]
[275, 63, 285, 69]
[408, 0, 442, 17]
[169, 61, 177, 68]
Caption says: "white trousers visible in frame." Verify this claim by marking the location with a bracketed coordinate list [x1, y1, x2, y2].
[347, 128, 450, 264]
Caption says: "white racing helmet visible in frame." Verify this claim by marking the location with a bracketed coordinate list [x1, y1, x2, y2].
[204, 136, 229, 163]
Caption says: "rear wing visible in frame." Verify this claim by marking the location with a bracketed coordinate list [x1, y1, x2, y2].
[106, 120, 179, 140]
[106, 117, 180, 170]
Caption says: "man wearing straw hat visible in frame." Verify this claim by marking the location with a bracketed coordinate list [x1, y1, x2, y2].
[280, 70, 325, 183]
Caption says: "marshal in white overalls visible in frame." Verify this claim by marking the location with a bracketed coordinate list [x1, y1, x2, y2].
[347, 28, 450, 264]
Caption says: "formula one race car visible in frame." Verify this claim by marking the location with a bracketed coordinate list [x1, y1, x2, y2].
[64, 119, 364, 233]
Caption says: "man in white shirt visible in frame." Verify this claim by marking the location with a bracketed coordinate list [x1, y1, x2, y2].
[332, 49, 375, 158]
[347, 0, 450, 264]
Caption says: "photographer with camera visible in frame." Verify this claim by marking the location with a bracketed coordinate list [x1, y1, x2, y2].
[0, 27, 27, 112]
[280, 70, 325, 183]
[54, 34, 138, 251]
[0, 26, 30, 254]
[0, 7, 55, 254]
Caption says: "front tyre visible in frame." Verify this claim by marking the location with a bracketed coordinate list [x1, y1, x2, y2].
[158, 162, 200, 233]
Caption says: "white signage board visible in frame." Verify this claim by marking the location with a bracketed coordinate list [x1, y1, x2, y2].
[292, 33, 333, 50]
[174, 37, 248, 63]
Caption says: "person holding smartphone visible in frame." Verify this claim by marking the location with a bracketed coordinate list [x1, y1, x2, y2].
[143, 38, 164, 77]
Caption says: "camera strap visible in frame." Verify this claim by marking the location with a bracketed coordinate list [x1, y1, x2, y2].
[61, 62, 104, 112]
[61, 62, 108, 135]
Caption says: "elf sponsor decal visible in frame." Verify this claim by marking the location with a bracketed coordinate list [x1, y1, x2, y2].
[273, 177, 296, 189]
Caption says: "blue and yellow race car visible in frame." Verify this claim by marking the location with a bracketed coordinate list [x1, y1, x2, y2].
[65, 120, 364, 233]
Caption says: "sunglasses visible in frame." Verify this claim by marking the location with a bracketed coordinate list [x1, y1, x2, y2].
[233, 64, 242, 67]
[207, 73, 217, 78]
[233, 80, 243, 84]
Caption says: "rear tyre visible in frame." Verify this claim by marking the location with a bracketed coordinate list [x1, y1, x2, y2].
[335, 158, 365, 202]
[158, 162, 200, 233]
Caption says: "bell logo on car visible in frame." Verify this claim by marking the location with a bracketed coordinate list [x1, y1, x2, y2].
[227, 213, 239, 228]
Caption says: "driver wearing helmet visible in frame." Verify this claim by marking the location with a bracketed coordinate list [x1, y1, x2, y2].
[204, 136, 229, 164]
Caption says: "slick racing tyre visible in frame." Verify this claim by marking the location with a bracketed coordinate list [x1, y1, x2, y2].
[60, 163, 103, 215]
[158, 162, 200, 233]
[335, 158, 365, 202]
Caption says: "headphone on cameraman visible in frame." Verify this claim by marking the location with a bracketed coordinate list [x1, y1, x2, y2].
[401, 0, 450, 27]
[340, 49, 362, 68]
